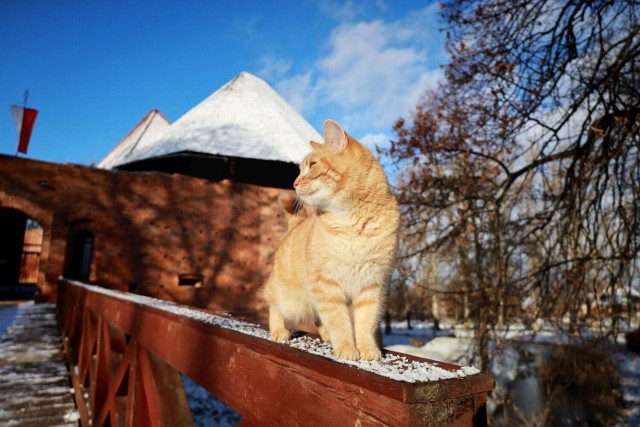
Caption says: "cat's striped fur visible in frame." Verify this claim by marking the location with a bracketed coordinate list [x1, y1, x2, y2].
[263, 119, 400, 360]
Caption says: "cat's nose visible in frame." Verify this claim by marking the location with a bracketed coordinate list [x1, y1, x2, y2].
[293, 178, 299, 188]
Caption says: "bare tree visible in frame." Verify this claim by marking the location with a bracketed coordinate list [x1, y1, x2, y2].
[383, 0, 640, 368]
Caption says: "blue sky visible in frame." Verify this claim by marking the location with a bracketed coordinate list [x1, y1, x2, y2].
[0, 1, 445, 165]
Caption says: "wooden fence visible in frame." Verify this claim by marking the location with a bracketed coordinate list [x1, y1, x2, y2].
[57, 279, 494, 426]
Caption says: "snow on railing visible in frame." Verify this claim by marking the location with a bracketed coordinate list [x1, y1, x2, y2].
[57, 278, 494, 426]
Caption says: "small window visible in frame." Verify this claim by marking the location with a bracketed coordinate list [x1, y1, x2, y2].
[178, 274, 204, 288]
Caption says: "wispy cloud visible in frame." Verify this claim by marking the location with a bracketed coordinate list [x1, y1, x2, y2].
[274, 3, 445, 145]
[275, 71, 317, 115]
[360, 132, 391, 151]
[230, 15, 263, 47]
[257, 56, 292, 81]
[315, 0, 387, 22]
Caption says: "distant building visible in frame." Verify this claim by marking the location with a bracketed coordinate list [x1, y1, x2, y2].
[0, 72, 319, 317]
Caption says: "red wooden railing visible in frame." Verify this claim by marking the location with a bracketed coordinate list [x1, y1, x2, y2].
[57, 279, 494, 427]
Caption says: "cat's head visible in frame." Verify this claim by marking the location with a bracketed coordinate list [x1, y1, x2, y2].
[293, 119, 378, 210]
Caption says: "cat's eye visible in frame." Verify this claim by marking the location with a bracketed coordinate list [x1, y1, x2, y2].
[309, 161, 317, 168]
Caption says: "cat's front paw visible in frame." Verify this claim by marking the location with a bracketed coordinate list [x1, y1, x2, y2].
[317, 324, 330, 342]
[333, 344, 359, 360]
[270, 328, 291, 342]
[357, 345, 382, 361]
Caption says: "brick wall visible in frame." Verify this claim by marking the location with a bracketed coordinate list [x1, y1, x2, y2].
[0, 154, 288, 316]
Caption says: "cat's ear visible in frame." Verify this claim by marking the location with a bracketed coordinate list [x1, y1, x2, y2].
[323, 119, 348, 153]
[310, 141, 322, 150]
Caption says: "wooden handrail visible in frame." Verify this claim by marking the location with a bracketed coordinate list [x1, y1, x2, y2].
[57, 279, 494, 426]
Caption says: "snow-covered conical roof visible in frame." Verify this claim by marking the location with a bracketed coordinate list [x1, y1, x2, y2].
[98, 109, 171, 169]
[99, 72, 320, 169]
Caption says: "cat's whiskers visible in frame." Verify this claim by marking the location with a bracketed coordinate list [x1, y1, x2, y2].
[293, 197, 304, 214]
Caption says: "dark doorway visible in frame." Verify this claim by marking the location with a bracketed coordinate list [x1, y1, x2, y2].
[0, 208, 40, 299]
[65, 230, 94, 280]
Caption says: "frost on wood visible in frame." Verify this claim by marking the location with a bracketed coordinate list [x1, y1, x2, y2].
[288, 335, 479, 382]
[68, 280, 481, 383]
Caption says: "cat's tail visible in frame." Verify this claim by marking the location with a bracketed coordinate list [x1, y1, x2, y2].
[278, 191, 310, 229]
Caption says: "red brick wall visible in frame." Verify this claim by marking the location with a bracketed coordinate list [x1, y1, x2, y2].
[0, 154, 287, 316]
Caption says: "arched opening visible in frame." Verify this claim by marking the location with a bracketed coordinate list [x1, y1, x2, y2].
[0, 208, 43, 299]
[65, 230, 94, 281]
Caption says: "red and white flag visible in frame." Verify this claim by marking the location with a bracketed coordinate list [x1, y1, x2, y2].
[10, 105, 39, 154]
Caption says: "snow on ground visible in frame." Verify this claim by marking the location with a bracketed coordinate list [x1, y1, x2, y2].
[0, 304, 20, 338]
[0, 302, 79, 426]
[387, 336, 475, 366]
[182, 375, 242, 427]
[385, 319, 640, 426]
[0, 302, 65, 363]
[615, 351, 640, 427]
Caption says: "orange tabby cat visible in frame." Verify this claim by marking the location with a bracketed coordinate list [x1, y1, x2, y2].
[263, 119, 400, 361]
